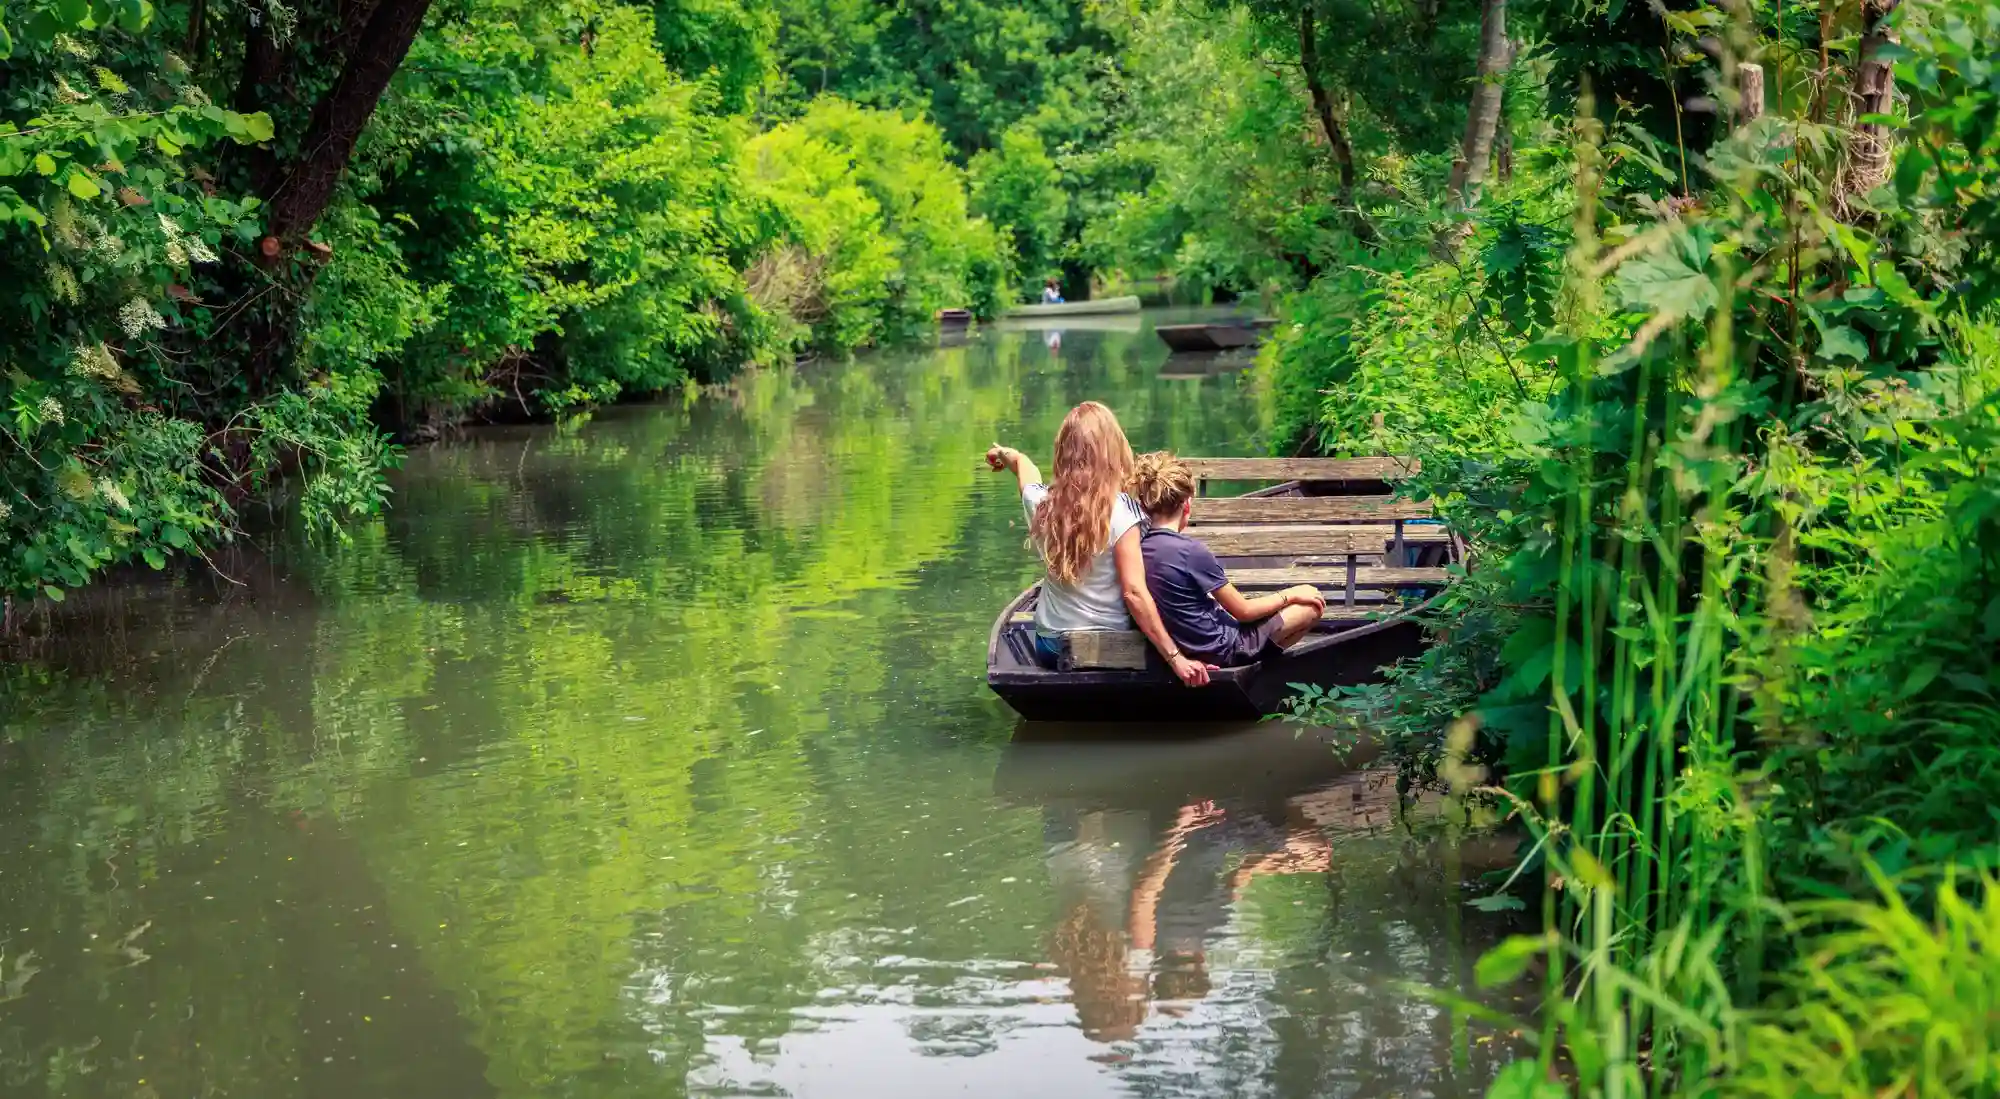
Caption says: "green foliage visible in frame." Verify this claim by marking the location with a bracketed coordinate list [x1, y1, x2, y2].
[1726, 872, 2000, 1098]
[1084, 2, 1338, 293]
[367, 1, 771, 422]
[1242, 0, 2000, 1090]
[649, 0, 778, 109]
[968, 122, 1065, 296]
[743, 98, 1004, 350]
[766, 0, 1111, 160]
[0, 0, 381, 599]
[0, 0, 1023, 601]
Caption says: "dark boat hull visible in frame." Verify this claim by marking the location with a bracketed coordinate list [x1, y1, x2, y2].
[1155, 320, 1275, 353]
[988, 614, 1425, 722]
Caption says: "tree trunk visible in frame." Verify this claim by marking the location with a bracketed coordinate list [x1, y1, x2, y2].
[263, 0, 435, 247]
[1298, 6, 1375, 245]
[1447, 0, 1510, 205]
[1737, 62, 1766, 123]
[1837, 0, 1902, 216]
[230, 2, 287, 191]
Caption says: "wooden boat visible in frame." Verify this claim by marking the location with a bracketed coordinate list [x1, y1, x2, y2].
[1155, 318, 1277, 353]
[936, 308, 974, 328]
[985, 456, 1461, 722]
[1001, 295, 1143, 319]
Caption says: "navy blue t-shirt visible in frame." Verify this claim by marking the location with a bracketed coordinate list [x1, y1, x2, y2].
[1140, 527, 1239, 662]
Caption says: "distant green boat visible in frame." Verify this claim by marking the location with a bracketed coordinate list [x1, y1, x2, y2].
[1001, 295, 1143, 319]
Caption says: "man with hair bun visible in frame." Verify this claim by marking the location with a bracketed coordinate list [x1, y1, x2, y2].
[1128, 451, 1327, 666]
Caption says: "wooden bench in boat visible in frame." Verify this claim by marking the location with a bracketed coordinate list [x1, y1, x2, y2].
[1193, 525, 1448, 559]
[1228, 566, 1451, 590]
[1189, 495, 1434, 524]
[1185, 456, 1420, 488]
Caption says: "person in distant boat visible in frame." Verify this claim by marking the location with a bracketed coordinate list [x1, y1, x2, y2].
[1041, 277, 1065, 304]
[986, 402, 1217, 687]
[1127, 451, 1326, 666]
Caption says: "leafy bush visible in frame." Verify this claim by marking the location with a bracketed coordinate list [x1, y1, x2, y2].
[0, 0, 384, 601]
[356, 1, 773, 426]
[1726, 872, 2000, 1099]
[969, 123, 1065, 298]
[743, 98, 1005, 351]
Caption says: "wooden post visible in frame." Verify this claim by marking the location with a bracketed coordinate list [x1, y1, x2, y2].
[1393, 519, 1406, 565]
[1737, 63, 1765, 124]
[1344, 554, 1357, 608]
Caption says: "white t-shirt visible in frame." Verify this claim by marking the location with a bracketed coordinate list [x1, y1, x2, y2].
[1022, 483, 1144, 635]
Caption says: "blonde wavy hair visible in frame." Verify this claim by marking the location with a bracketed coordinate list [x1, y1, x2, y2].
[1128, 450, 1195, 519]
[1032, 402, 1136, 585]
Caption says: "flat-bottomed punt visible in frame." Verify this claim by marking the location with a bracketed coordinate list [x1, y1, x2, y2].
[1001, 295, 1144, 319]
[986, 456, 1459, 722]
[1154, 318, 1277, 353]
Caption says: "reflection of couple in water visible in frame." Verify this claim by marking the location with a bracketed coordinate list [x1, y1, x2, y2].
[1042, 797, 1334, 1043]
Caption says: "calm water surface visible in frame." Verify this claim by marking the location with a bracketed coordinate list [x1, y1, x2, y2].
[0, 311, 1526, 1098]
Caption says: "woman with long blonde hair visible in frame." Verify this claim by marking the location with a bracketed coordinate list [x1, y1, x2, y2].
[986, 402, 1215, 687]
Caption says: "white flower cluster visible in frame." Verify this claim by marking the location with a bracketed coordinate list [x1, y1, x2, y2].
[92, 230, 124, 261]
[68, 342, 120, 380]
[159, 214, 218, 267]
[37, 397, 64, 426]
[97, 478, 131, 512]
[0, 500, 12, 522]
[118, 298, 166, 339]
[55, 76, 88, 104]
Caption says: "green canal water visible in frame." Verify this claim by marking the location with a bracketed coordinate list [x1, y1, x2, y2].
[0, 312, 1527, 1099]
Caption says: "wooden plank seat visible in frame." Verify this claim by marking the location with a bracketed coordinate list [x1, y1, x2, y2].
[1189, 495, 1435, 524]
[1228, 566, 1452, 589]
[1183, 456, 1420, 486]
[1193, 521, 1449, 542]
[1196, 526, 1443, 558]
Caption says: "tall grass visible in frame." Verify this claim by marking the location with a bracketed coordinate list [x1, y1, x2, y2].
[1425, 1, 2000, 1092]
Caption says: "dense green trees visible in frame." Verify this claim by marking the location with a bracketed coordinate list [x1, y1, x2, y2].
[0, 0, 1018, 602]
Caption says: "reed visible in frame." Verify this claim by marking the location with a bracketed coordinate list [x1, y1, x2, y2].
[1442, 1, 2000, 1091]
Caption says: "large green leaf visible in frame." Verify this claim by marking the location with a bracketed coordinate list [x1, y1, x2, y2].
[1816, 324, 1869, 363]
[1610, 230, 1716, 320]
[66, 169, 101, 200]
[241, 111, 275, 144]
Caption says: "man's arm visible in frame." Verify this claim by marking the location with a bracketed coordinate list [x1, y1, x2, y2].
[1114, 528, 1215, 688]
[1212, 581, 1325, 624]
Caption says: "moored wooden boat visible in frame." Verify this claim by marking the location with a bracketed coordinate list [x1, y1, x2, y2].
[1155, 318, 1277, 353]
[1002, 295, 1143, 319]
[937, 308, 974, 328]
[985, 456, 1459, 722]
